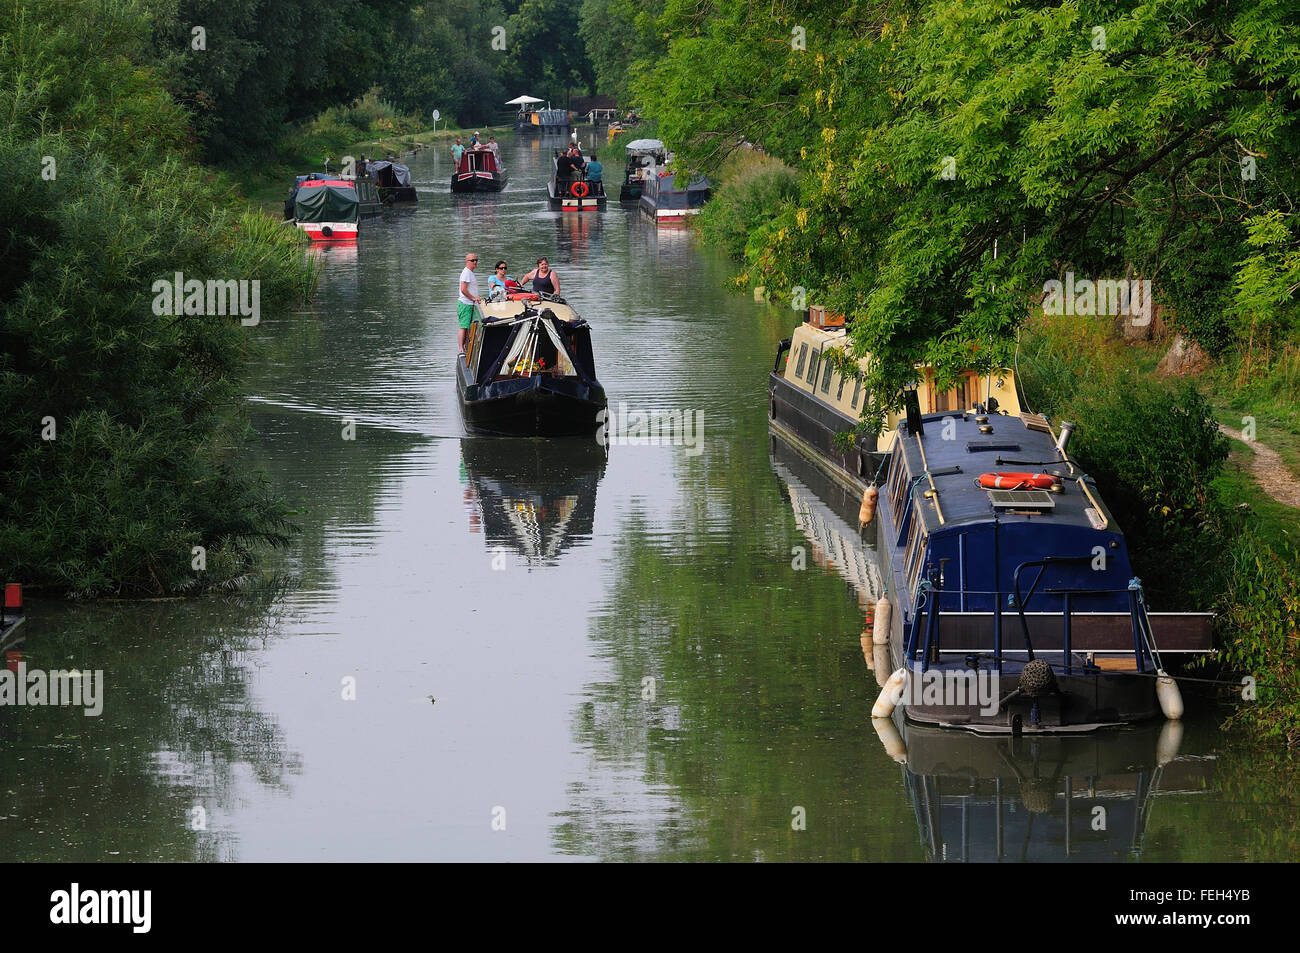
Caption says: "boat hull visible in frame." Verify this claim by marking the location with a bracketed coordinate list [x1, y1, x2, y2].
[451, 171, 508, 192]
[769, 371, 883, 482]
[458, 360, 606, 437]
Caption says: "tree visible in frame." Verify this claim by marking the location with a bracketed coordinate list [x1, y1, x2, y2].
[644, 0, 1300, 427]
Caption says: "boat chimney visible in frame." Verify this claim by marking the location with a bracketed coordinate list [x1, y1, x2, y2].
[1057, 420, 1075, 454]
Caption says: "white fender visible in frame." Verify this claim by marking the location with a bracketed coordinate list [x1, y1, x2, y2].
[1155, 669, 1184, 720]
[873, 643, 892, 685]
[872, 596, 892, 645]
[859, 486, 879, 524]
[872, 667, 907, 718]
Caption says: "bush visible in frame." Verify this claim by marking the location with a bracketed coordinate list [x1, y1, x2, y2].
[696, 150, 801, 262]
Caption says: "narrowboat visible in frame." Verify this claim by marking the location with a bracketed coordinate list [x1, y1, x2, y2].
[451, 147, 508, 192]
[0, 583, 24, 644]
[516, 106, 571, 135]
[291, 178, 360, 243]
[769, 311, 1214, 732]
[369, 159, 417, 203]
[547, 154, 606, 212]
[457, 294, 606, 436]
[619, 138, 665, 204]
[639, 156, 710, 221]
[460, 436, 606, 565]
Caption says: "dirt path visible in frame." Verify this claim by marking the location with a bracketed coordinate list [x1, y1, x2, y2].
[1219, 423, 1300, 509]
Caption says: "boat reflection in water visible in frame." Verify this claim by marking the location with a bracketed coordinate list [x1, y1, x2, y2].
[770, 430, 885, 614]
[459, 437, 606, 566]
[888, 718, 1214, 862]
[770, 429, 1214, 862]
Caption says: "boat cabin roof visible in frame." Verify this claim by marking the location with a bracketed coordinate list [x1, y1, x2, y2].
[476, 298, 583, 324]
[892, 411, 1119, 537]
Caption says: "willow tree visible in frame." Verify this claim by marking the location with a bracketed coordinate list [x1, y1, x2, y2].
[643, 0, 1300, 427]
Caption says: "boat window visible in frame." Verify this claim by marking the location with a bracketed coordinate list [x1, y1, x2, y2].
[820, 360, 834, 394]
[807, 350, 821, 385]
[905, 507, 929, 595]
[852, 378, 862, 409]
[793, 343, 808, 379]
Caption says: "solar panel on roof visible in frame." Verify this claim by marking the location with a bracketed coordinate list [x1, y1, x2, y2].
[987, 489, 1056, 509]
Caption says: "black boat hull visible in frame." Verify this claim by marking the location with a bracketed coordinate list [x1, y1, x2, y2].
[458, 360, 606, 437]
[379, 186, 418, 203]
[451, 172, 507, 192]
[769, 372, 884, 482]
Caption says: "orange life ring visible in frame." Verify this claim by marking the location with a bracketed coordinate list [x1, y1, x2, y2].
[570, 181, 589, 199]
[506, 292, 540, 301]
[978, 472, 1056, 490]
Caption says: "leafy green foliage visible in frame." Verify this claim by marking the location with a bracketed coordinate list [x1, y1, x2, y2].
[1, 3, 312, 595]
[643, 1, 1300, 426]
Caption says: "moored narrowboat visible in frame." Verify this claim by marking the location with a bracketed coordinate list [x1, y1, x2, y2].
[369, 159, 417, 203]
[768, 312, 1214, 732]
[0, 583, 24, 644]
[451, 148, 507, 192]
[291, 178, 360, 243]
[457, 295, 606, 437]
[619, 138, 666, 204]
[639, 156, 710, 221]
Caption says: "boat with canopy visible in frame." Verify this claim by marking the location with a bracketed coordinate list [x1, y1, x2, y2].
[457, 292, 606, 436]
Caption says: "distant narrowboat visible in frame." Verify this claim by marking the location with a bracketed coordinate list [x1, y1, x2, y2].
[290, 178, 361, 243]
[369, 160, 417, 203]
[619, 138, 666, 204]
[547, 153, 606, 212]
[0, 583, 24, 644]
[457, 294, 606, 436]
[451, 148, 507, 192]
[639, 155, 709, 222]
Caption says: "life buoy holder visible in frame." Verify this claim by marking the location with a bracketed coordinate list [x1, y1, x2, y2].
[506, 292, 540, 301]
[570, 181, 589, 199]
[978, 472, 1056, 490]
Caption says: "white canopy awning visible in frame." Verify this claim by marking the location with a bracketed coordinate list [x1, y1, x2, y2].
[624, 138, 665, 153]
[505, 95, 544, 106]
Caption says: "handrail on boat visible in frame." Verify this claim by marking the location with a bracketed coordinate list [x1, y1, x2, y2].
[913, 431, 946, 525]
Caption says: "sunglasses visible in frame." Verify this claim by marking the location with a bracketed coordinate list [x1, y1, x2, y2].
[467, 258, 478, 262]
[496, 265, 507, 270]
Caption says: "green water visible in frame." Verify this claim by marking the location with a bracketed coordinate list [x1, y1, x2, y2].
[3, 133, 1294, 861]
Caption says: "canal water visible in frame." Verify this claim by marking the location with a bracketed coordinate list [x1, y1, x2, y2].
[4, 133, 1294, 862]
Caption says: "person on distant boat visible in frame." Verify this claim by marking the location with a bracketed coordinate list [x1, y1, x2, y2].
[451, 138, 465, 164]
[487, 260, 515, 299]
[584, 150, 602, 192]
[521, 257, 560, 296]
[555, 150, 577, 188]
[457, 252, 482, 354]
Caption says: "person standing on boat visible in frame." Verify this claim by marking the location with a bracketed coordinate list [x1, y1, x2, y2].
[584, 151, 602, 193]
[520, 258, 560, 296]
[487, 136, 501, 160]
[457, 253, 482, 354]
[451, 138, 465, 164]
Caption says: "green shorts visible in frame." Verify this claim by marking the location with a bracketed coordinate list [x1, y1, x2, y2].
[457, 301, 475, 330]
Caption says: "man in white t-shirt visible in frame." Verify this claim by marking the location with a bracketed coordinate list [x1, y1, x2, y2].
[457, 252, 481, 355]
